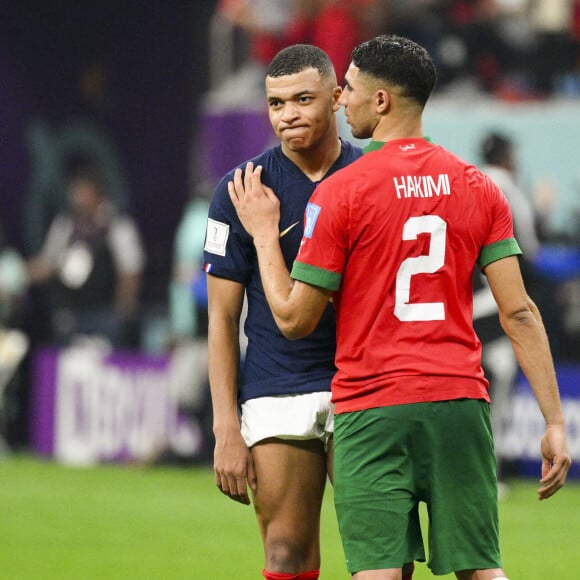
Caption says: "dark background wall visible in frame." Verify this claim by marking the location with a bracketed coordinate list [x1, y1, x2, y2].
[0, 1, 217, 304]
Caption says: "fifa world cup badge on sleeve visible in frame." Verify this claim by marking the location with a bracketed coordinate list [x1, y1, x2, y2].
[204, 218, 229, 256]
[304, 203, 321, 239]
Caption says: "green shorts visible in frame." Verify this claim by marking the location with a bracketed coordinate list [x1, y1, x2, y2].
[334, 399, 501, 575]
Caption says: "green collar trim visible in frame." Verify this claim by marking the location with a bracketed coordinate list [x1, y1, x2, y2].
[362, 136, 433, 155]
[362, 141, 385, 154]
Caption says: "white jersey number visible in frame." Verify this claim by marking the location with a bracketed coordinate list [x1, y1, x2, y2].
[395, 215, 446, 322]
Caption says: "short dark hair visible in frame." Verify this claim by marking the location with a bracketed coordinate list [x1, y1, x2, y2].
[351, 34, 437, 107]
[266, 44, 336, 83]
[480, 132, 512, 165]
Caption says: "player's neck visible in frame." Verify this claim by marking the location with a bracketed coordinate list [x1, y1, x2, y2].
[372, 113, 424, 144]
[283, 135, 342, 183]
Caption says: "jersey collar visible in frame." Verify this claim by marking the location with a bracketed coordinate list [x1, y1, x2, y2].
[362, 136, 433, 155]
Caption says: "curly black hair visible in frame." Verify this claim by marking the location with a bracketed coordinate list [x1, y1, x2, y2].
[351, 34, 437, 107]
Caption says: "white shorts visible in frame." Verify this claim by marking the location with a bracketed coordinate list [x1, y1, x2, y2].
[240, 392, 334, 448]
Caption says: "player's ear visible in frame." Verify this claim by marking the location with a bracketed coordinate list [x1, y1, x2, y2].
[375, 88, 390, 114]
[332, 86, 342, 112]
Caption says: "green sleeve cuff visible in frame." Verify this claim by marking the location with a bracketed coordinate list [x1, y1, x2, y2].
[478, 238, 522, 268]
[291, 261, 342, 291]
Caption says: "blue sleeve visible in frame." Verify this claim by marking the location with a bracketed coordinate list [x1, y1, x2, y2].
[203, 174, 254, 285]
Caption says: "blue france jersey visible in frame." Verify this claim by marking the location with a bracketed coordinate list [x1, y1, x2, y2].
[203, 141, 362, 403]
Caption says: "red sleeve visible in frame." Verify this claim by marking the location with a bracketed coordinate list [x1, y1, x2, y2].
[297, 180, 350, 276]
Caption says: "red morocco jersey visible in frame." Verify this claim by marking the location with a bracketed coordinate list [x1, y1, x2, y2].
[290, 138, 522, 413]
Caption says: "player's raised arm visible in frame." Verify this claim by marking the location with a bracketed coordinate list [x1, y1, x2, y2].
[228, 163, 331, 339]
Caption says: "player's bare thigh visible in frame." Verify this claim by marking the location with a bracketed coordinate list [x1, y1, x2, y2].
[251, 438, 328, 567]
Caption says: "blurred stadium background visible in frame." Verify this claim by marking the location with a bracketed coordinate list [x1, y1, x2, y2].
[1, 2, 579, 578]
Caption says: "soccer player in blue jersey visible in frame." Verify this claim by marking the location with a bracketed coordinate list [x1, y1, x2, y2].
[203, 45, 366, 580]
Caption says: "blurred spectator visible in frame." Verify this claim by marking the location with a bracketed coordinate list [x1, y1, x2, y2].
[0, 223, 29, 330]
[0, 221, 29, 456]
[382, 1, 580, 98]
[160, 182, 213, 463]
[25, 60, 130, 255]
[208, 0, 297, 104]
[26, 160, 145, 349]
[209, 0, 580, 101]
[528, 0, 577, 94]
[208, 0, 385, 105]
[220, 0, 295, 67]
[479, 131, 540, 257]
[169, 183, 211, 342]
[421, 1, 531, 94]
[473, 130, 542, 493]
[284, 0, 388, 79]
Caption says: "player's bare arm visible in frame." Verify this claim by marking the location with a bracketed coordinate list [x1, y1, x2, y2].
[207, 275, 256, 505]
[228, 162, 331, 339]
[484, 256, 571, 499]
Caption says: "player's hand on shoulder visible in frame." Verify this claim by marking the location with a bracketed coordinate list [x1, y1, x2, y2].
[228, 162, 280, 241]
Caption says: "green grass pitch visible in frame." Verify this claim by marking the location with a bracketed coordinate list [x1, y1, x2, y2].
[1, 455, 578, 579]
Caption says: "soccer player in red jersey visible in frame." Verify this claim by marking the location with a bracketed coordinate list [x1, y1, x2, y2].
[228, 35, 571, 579]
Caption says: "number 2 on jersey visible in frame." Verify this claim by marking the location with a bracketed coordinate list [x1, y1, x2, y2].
[395, 215, 446, 322]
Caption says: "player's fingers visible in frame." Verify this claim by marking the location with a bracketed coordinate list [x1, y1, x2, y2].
[244, 162, 254, 190]
[215, 472, 231, 497]
[540, 450, 571, 483]
[215, 469, 228, 490]
[228, 169, 243, 206]
[232, 167, 244, 197]
[246, 163, 264, 197]
[538, 460, 568, 500]
[251, 164, 263, 187]
[227, 179, 238, 206]
[216, 472, 249, 505]
[236, 476, 251, 505]
[225, 475, 249, 505]
[538, 479, 562, 500]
